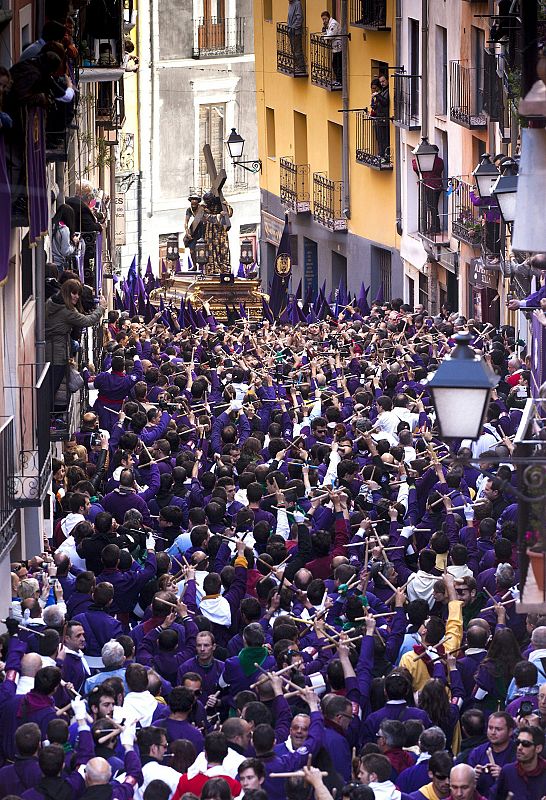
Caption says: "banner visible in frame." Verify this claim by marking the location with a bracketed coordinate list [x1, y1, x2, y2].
[0, 135, 10, 285]
[26, 107, 48, 245]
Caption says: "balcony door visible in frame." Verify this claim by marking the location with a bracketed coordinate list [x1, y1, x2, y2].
[199, 0, 226, 51]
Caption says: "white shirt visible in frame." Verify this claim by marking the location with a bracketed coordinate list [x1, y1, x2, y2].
[118, 760, 181, 800]
[191, 747, 245, 779]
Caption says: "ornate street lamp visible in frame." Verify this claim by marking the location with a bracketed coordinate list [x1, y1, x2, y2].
[412, 137, 438, 174]
[226, 128, 262, 174]
[472, 153, 500, 199]
[491, 158, 519, 225]
[239, 238, 255, 265]
[426, 331, 499, 440]
[166, 233, 179, 261]
[194, 238, 207, 267]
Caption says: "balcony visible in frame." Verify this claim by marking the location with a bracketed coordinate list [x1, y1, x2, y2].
[310, 33, 342, 91]
[192, 17, 245, 58]
[280, 157, 311, 213]
[356, 112, 392, 170]
[350, 0, 389, 30]
[417, 181, 449, 245]
[96, 81, 125, 129]
[393, 72, 420, 130]
[277, 23, 308, 77]
[312, 173, 347, 231]
[5, 364, 52, 507]
[449, 61, 487, 129]
[451, 181, 483, 247]
[78, 0, 124, 82]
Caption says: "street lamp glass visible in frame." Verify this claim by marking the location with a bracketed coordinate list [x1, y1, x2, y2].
[226, 128, 245, 160]
[472, 153, 500, 199]
[240, 237, 254, 265]
[195, 238, 207, 265]
[412, 137, 438, 174]
[429, 387, 492, 439]
[426, 331, 498, 440]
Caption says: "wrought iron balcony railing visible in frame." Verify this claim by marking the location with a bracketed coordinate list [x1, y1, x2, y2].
[192, 17, 245, 58]
[356, 112, 393, 170]
[393, 71, 420, 130]
[350, 0, 389, 30]
[312, 173, 347, 231]
[277, 23, 308, 77]
[451, 180, 483, 247]
[417, 180, 449, 245]
[310, 33, 342, 91]
[449, 61, 487, 130]
[280, 157, 311, 213]
[4, 364, 52, 507]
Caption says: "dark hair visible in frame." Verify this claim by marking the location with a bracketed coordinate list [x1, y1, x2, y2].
[252, 723, 275, 754]
[238, 758, 266, 780]
[34, 666, 62, 695]
[204, 731, 229, 764]
[126, 662, 149, 693]
[15, 722, 41, 757]
[38, 743, 65, 777]
[428, 751, 453, 777]
[201, 777, 233, 800]
[142, 780, 172, 800]
[168, 687, 195, 714]
[360, 754, 392, 782]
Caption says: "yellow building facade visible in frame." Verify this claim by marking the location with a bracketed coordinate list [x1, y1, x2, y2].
[254, 0, 402, 301]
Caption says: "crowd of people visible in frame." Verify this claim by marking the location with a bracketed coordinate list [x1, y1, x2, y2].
[3, 278, 546, 800]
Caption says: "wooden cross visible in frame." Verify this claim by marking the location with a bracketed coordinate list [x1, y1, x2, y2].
[190, 144, 227, 235]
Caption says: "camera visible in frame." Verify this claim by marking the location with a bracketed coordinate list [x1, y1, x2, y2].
[90, 431, 102, 447]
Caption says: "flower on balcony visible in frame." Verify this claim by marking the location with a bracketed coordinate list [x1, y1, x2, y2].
[457, 209, 482, 232]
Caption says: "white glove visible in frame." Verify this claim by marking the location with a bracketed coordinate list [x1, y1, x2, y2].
[146, 533, 155, 550]
[463, 504, 475, 522]
[120, 722, 136, 749]
[71, 697, 87, 720]
[400, 525, 414, 539]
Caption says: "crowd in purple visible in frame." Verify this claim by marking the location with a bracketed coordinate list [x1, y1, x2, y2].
[3, 288, 546, 800]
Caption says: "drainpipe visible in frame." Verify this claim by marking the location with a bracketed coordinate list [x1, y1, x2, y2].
[395, 0, 402, 235]
[341, 0, 350, 219]
[421, 0, 428, 140]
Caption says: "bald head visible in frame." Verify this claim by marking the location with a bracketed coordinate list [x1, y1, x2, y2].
[85, 757, 112, 785]
[20, 653, 43, 678]
[450, 764, 476, 800]
[294, 568, 313, 590]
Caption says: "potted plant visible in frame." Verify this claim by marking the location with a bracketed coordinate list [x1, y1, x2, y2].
[526, 530, 546, 592]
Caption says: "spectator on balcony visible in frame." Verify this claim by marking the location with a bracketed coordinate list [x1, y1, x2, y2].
[320, 11, 342, 87]
[51, 204, 80, 270]
[18, 19, 67, 62]
[45, 278, 107, 402]
[0, 66, 12, 130]
[370, 76, 389, 162]
[66, 181, 103, 233]
[287, 0, 307, 76]
[412, 147, 445, 235]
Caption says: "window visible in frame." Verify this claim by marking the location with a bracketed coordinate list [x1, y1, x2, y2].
[294, 111, 308, 164]
[290, 235, 299, 267]
[472, 27, 485, 114]
[21, 24, 30, 50]
[21, 233, 34, 307]
[332, 252, 347, 291]
[199, 103, 225, 183]
[407, 276, 415, 307]
[409, 19, 419, 121]
[266, 107, 276, 158]
[419, 272, 429, 309]
[372, 246, 392, 301]
[328, 121, 343, 182]
[436, 26, 447, 115]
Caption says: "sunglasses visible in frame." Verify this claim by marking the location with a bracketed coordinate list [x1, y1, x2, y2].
[433, 774, 450, 781]
[515, 739, 535, 748]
